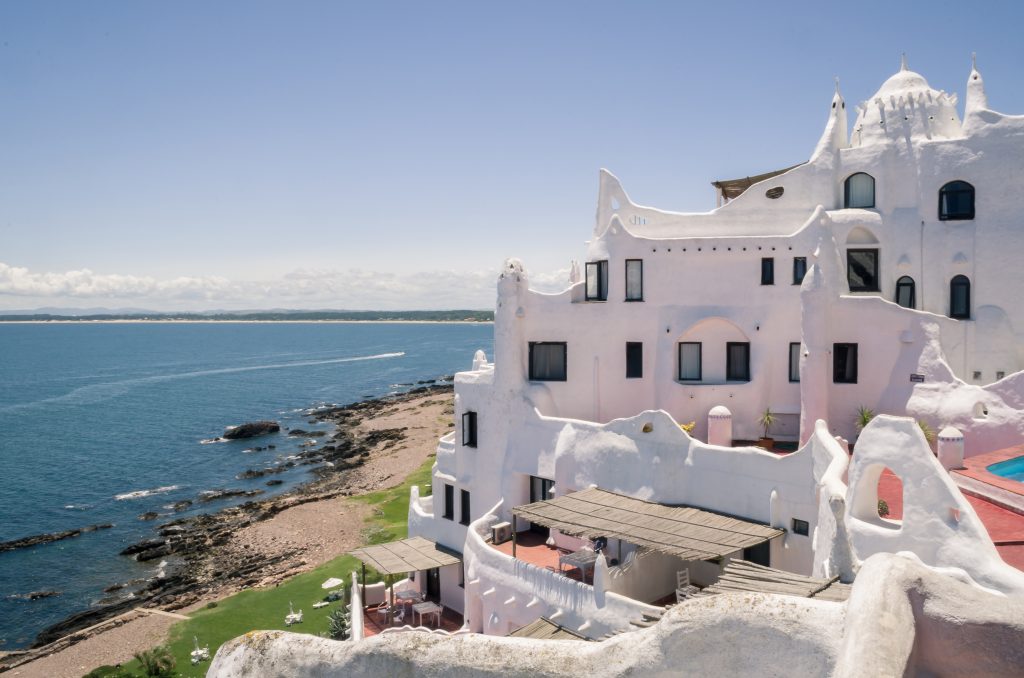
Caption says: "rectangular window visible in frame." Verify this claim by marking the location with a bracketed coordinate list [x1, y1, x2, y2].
[530, 476, 555, 503]
[528, 342, 567, 381]
[443, 484, 454, 520]
[585, 260, 608, 301]
[793, 257, 807, 285]
[625, 342, 643, 379]
[678, 342, 702, 381]
[789, 342, 801, 383]
[792, 518, 809, 536]
[846, 249, 879, 292]
[761, 258, 775, 285]
[624, 259, 643, 301]
[726, 342, 751, 382]
[462, 411, 477, 447]
[458, 562, 465, 589]
[833, 343, 858, 383]
[460, 489, 471, 526]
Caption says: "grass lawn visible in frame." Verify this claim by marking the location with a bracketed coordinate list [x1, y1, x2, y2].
[95, 456, 434, 678]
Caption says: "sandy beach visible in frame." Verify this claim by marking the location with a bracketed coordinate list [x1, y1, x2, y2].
[6, 389, 454, 678]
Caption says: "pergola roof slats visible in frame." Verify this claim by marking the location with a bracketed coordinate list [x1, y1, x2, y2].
[350, 536, 461, 575]
[512, 488, 783, 562]
[702, 559, 852, 602]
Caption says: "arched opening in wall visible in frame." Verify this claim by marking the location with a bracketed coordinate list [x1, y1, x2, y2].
[973, 402, 989, 419]
[895, 276, 916, 308]
[844, 172, 875, 208]
[850, 463, 902, 529]
[876, 467, 903, 522]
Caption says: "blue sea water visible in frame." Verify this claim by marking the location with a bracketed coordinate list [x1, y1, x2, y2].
[0, 322, 492, 650]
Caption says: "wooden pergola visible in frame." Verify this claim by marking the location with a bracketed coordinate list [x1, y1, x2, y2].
[508, 616, 591, 642]
[511, 487, 783, 562]
[702, 559, 852, 601]
[349, 536, 462, 623]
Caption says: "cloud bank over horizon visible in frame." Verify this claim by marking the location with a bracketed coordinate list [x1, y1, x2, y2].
[0, 262, 571, 312]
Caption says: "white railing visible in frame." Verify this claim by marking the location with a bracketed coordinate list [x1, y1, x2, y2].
[436, 431, 457, 474]
[350, 570, 364, 641]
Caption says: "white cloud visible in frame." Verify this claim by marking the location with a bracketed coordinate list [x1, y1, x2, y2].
[0, 262, 571, 311]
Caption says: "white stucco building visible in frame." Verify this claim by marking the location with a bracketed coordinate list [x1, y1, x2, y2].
[399, 57, 1024, 640]
[211, 57, 1024, 677]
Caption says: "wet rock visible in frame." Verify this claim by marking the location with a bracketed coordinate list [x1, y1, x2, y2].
[9, 590, 60, 601]
[265, 479, 284, 486]
[222, 421, 280, 440]
[288, 429, 327, 437]
[138, 511, 160, 521]
[0, 523, 114, 553]
[198, 489, 264, 503]
[170, 500, 193, 512]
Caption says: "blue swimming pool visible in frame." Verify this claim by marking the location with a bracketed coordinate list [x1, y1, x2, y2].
[987, 456, 1024, 482]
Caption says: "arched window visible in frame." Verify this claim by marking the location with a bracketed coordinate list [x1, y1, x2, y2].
[895, 276, 916, 309]
[844, 173, 875, 209]
[939, 181, 975, 220]
[950, 275, 971, 319]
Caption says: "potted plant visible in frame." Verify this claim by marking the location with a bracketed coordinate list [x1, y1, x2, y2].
[758, 408, 777, 449]
[855, 406, 875, 432]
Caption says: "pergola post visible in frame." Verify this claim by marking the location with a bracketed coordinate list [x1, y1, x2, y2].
[512, 529, 517, 559]
[387, 574, 394, 624]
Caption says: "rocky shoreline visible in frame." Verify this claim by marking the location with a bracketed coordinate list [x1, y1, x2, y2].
[25, 382, 454, 650]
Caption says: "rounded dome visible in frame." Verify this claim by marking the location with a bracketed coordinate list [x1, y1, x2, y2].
[873, 69, 932, 99]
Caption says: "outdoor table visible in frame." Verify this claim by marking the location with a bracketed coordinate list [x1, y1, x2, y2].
[559, 549, 599, 584]
[412, 600, 443, 627]
[396, 589, 423, 610]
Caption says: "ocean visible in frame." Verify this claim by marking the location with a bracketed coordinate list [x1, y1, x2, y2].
[0, 321, 493, 650]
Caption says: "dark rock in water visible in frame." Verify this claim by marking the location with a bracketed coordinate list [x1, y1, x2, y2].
[103, 583, 125, 593]
[267, 444, 276, 449]
[416, 379, 435, 384]
[120, 538, 166, 557]
[222, 420, 280, 439]
[265, 479, 284, 486]
[237, 466, 287, 480]
[9, 590, 60, 601]
[138, 511, 160, 521]
[198, 488, 264, 503]
[170, 500, 193, 512]
[438, 374, 455, 381]
[33, 598, 138, 647]
[0, 523, 114, 553]
[288, 429, 327, 437]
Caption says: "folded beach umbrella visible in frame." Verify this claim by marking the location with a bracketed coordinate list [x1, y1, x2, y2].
[321, 577, 344, 589]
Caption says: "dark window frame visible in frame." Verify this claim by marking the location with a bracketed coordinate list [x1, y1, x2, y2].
[442, 484, 454, 521]
[585, 260, 609, 301]
[528, 342, 568, 381]
[459, 489, 471, 526]
[846, 248, 880, 292]
[625, 342, 643, 379]
[895, 276, 916, 309]
[761, 258, 775, 285]
[624, 259, 643, 301]
[950, 275, 971, 319]
[833, 343, 858, 384]
[678, 342, 702, 382]
[789, 342, 801, 383]
[793, 257, 807, 285]
[462, 411, 477, 448]
[726, 342, 751, 382]
[792, 518, 810, 536]
[844, 172, 876, 209]
[938, 181, 975, 221]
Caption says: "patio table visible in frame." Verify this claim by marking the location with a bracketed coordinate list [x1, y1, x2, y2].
[412, 600, 443, 627]
[559, 549, 599, 584]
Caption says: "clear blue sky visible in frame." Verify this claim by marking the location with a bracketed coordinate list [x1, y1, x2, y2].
[2, 1, 1023, 310]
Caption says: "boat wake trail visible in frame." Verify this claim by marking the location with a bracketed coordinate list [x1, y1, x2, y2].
[0, 352, 406, 413]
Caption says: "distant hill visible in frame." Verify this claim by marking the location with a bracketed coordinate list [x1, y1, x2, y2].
[0, 310, 494, 322]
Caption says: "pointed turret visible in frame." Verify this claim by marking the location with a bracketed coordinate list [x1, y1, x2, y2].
[963, 53, 990, 135]
[810, 77, 850, 158]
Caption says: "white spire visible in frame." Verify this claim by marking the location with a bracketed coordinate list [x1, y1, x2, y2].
[900, 52, 908, 72]
[964, 52, 989, 132]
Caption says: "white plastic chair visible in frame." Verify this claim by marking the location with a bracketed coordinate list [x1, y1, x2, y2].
[676, 568, 699, 602]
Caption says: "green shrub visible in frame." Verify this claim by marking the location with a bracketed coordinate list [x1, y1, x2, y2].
[328, 607, 351, 640]
[133, 646, 175, 677]
[877, 499, 890, 518]
[205, 601, 218, 609]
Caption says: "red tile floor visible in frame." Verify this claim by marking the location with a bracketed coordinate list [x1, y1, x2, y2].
[361, 601, 464, 638]
[491, 531, 588, 582]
